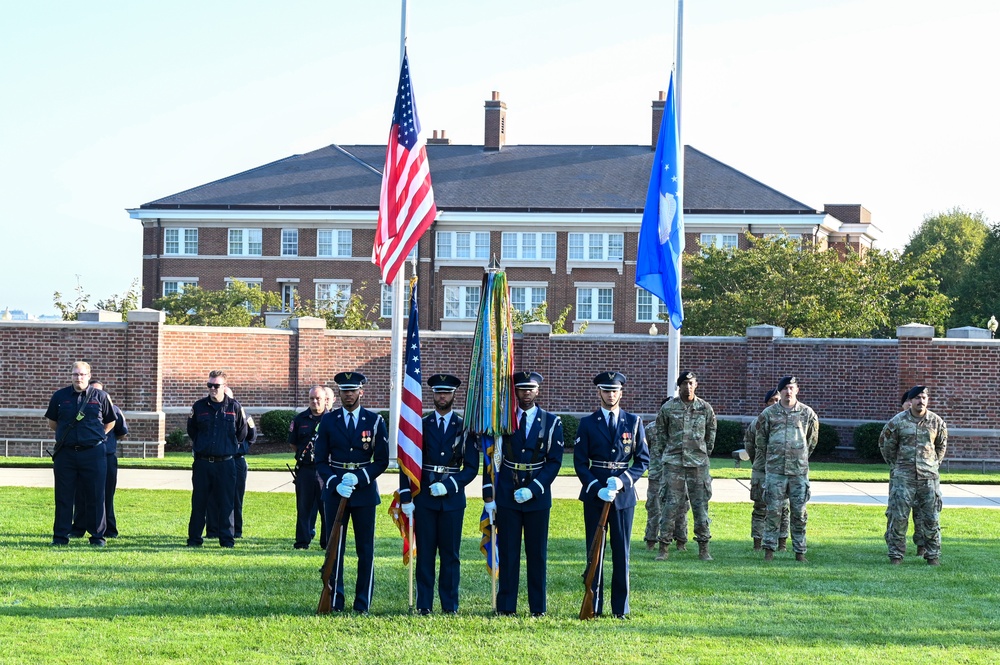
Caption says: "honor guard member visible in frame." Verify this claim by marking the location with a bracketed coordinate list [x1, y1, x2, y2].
[186, 370, 248, 548]
[879, 386, 948, 565]
[399, 373, 479, 615]
[314, 371, 389, 614]
[743, 389, 787, 551]
[484, 371, 564, 617]
[206, 387, 257, 540]
[574, 371, 649, 619]
[656, 370, 718, 561]
[755, 376, 819, 562]
[45, 362, 117, 546]
[70, 380, 128, 539]
[288, 386, 329, 550]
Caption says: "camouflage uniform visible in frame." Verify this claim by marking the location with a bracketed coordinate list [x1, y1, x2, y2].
[644, 420, 688, 545]
[743, 416, 788, 541]
[755, 401, 819, 553]
[879, 409, 947, 561]
[655, 397, 717, 544]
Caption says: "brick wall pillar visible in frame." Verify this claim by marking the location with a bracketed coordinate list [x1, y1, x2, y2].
[896, 323, 935, 398]
[745, 324, 784, 414]
[520, 322, 552, 382]
[291, 316, 328, 400]
[123, 308, 165, 458]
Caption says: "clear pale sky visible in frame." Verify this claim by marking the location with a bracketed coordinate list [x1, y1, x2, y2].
[3, 0, 997, 316]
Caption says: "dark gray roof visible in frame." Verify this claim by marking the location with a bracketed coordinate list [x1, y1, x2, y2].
[141, 144, 816, 214]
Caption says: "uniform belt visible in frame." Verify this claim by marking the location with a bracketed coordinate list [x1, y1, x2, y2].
[423, 465, 459, 474]
[68, 444, 100, 451]
[590, 460, 629, 469]
[330, 461, 364, 469]
[503, 460, 544, 472]
[195, 455, 233, 462]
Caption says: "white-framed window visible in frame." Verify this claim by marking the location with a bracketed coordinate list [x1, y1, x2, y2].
[576, 287, 614, 321]
[315, 280, 352, 315]
[224, 278, 263, 314]
[380, 282, 414, 318]
[636, 288, 668, 322]
[510, 285, 547, 313]
[229, 228, 263, 256]
[436, 231, 490, 260]
[568, 233, 624, 261]
[161, 279, 198, 297]
[501, 232, 556, 260]
[164, 228, 198, 255]
[317, 229, 353, 257]
[443, 283, 481, 319]
[281, 229, 299, 256]
[280, 284, 297, 312]
[700, 233, 739, 250]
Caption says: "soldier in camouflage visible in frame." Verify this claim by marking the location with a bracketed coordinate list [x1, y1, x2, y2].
[897, 390, 930, 557]
[879, 385, 947, 566]
[655, 371, 717, 561]
[643, 400, 689, 555]
[743, 389, 787, 551]
[755, 376, 819, 562]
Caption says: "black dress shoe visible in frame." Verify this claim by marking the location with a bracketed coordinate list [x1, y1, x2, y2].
[613, 614, 629, 620]
[294, 543, 308, 550]
[496, 611, 516, 617]
[443, 610, 458, 616]
[531, 612, 546, 618]
[418, 608, 432, 616]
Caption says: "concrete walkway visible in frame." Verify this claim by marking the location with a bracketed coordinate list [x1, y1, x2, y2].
[3, 467, 1000, 508]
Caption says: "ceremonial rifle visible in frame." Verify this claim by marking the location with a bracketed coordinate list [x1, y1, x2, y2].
[579, 500, 612, 620]
[317, 496, 348, 614]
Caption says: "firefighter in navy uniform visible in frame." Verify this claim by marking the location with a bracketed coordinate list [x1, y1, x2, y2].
[314, 371, 389, 614]
[484, 371, 564, 617]
[186, 370, 248, 548]
[399, 374, 479, 615]
[288, 385, 329, 550]
[574, 371, 649, 619]
[206, 386, 256, 540]
[45, 361, 117, 546]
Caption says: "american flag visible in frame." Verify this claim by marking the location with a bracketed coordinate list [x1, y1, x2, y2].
[397, 285, 423, 497]
[373, 49, 437, 285]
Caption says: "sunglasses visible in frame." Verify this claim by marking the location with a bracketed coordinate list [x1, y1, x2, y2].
[207, 383, 224, 389]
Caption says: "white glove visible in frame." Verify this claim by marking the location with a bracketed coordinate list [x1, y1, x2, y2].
[341, 472, 358, 487]
[598, 487, 618, 502]
[513, 488, 532, 504]
[325, 476, 336, 489]
[607, 476, 624, 491]
[484, 501, 497, 519]
[401, 502, 415, 518]
[429, 482, 447, 497]
[336, 482, 354, 498]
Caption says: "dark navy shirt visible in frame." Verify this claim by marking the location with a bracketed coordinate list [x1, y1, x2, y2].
[45, 385, 116, 446]
[288, 409, 324, 463]
[105, 405, 129, 455]
[187, 396, 248, 457]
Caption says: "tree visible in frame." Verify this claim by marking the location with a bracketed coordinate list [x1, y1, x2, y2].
[279, 282, 381, 330]
[680, 233, 951, 337]
[903, 208, 989, 307]
[951, 221, 1000, 329]
[153, 279, 281, 327]
[54, 277, 142, 321]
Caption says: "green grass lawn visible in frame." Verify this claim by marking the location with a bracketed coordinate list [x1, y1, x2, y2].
[4, 452, 1000, 484]
[1, 487, 998, 664]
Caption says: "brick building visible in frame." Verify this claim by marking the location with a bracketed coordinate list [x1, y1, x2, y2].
[129, 92, 880, 334]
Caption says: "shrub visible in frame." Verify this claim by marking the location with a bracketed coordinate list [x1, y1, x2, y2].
[853, 422, 886, 461]
[559, 414, 580, 445]
[815, 423, 841, 457]
[713, 419, 746, 457]
[260, 410, 297, 441]
[165, 429, 187, 450]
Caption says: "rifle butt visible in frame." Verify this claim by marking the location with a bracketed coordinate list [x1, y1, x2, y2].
[316, 496, 348, 615]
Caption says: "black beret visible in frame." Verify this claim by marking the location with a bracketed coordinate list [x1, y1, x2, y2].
[904, 385, 927, 402]
[776, 376, 797, 392]
[676, 371, 697, 387]
[764, 389, 779, 404]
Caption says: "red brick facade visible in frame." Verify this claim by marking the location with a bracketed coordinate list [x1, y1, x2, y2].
[2, 316, 998, 459]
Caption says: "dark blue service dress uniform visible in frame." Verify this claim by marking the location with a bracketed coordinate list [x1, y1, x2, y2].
[315, 407, 389, 613]
[72, 405, 128, 538]
[399, 412, 479, 613]
[45, 385, 117, 545]
[288, 408, 327, 549]
[574, 409, 649, 617]
[485, 407, 564, 615]
[186, 395, 248, 547]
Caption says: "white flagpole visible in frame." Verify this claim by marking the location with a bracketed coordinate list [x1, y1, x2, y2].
[666, 0, 684, 393]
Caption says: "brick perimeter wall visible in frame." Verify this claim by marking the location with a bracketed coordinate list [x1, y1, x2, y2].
[2, 318, 998, 459]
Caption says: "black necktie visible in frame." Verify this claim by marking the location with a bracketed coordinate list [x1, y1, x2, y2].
[519, 411, 528, 437]
[608, 412, 616, 440]
[438, 416, 445, 435]
[346, 412, 355, 437]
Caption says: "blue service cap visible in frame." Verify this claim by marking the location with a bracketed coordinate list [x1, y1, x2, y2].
[594, 371, 627, 390]
[512, 371, 543, 388]
[334, 371, 367, 390]
[427, 373, 461, 393]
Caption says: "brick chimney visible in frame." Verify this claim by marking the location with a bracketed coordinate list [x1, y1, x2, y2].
[651, 90, 666, 150]
[823, 204, 871, 225]
[484, 91, 507, 151]
[426, 130, 451, 145]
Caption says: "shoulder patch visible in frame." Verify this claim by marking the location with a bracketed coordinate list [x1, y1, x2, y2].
[288, 420, 295, 432]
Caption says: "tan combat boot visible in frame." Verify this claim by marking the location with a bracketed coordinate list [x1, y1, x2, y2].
[795, 552, 807, 562]
[763, 548, 774, 562]
[753, 538, 762, 551]
[927, 558, 940, 566]
[916, 546, 926, 557]
[777, 537, 788, 552]
[698, 542, 713, 561]
[675, 540, 687, 552]
[645, 540, 656, 551]
[655, 541, 670, 561]
[889, 557, 902, 565]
